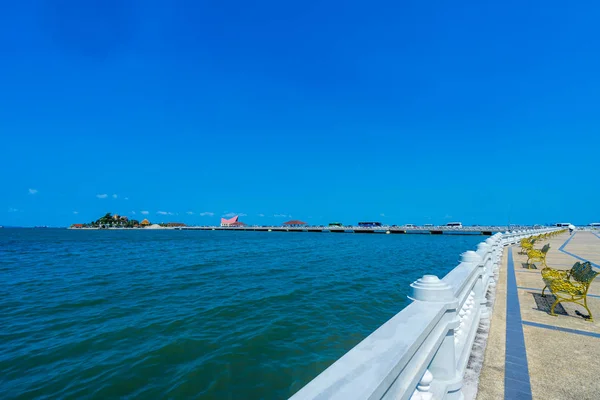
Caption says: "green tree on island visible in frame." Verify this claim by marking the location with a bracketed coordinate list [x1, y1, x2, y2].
[79, 213, 141, 228]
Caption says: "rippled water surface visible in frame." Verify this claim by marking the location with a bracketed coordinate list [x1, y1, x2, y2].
[0, 229, 483, 399]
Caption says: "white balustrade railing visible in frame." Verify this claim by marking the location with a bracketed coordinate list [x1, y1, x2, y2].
[289, 227, 560, 400]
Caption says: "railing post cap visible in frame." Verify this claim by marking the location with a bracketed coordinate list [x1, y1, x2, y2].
[409, 275, 455, 302]
[477, 242, 490, 252]
[461, 250, 481, 263]
[421, 369, 433, 384]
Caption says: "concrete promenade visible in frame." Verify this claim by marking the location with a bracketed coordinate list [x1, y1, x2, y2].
[477, 231, 600, 400]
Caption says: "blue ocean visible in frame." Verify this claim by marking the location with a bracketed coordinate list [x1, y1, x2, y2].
[0, 229, 482, 399]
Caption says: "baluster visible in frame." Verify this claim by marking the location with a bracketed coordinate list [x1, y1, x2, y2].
[477, 241, 493, 290]
[455, 305, 467, 344]
[410, 369, 434, 400]
[465, 292, 474, 319]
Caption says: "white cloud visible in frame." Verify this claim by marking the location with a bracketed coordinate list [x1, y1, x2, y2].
[73, 211, 79, 214]
[380, 213, 385, 217]
[28, 188, 38, 195]
[131, 211, 136, 215]
[186, 211, 194, 215]
[274, 214, 289, 218]
[223, 212, 247, 218]
[96, 194, 108, 199]
[444, 214, 453, 219]
[157, 211, 174, 215]
[258, 213, 265, 217]
[141, 211, 149, 215]
[112, 194, 118, 199]
[199, 212, 215, 217]
[8, 207, 18, 212]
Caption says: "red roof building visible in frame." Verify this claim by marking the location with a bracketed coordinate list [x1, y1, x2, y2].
[283, 220, 307, 226]
[221, 215, 239, 227]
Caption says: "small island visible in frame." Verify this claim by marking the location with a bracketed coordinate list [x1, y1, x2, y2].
[69, 213, 186, 229]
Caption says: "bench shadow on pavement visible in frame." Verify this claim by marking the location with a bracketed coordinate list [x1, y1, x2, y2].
[521, 262, 538, 270]
[530, 292, 568, 315]
[529, 291, 593, 320]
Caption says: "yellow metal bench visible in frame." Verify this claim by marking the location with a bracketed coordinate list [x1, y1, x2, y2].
[526, 243, 550, 268]
[520, 238, 536, 255]
[542, 261, 599, 321]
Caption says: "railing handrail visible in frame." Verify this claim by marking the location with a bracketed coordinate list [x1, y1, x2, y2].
[290, 227, 560, 400]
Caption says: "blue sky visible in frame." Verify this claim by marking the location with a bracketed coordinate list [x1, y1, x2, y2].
[1, 0, 599, 227]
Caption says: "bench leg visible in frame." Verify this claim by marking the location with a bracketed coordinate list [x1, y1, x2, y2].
[542, 286, 547, 297]
[583, 298, 594, 322]
[550, 298, 560, 317]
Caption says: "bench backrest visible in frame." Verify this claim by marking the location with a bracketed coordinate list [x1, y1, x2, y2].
[541, 244, 550, 254]
[571, 262, 599, 284]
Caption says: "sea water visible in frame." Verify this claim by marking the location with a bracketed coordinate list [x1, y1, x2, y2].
[0, 229, 482, 399]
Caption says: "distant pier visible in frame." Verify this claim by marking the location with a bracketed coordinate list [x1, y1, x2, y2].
[178, 225, 512, 236]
